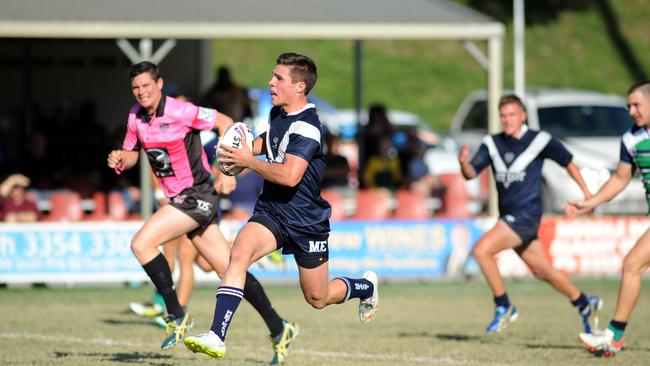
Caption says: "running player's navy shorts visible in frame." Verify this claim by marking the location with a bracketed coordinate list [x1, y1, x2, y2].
[249, 210, 329, 269]
[500, 212, 540, 247]
[169, 184, 220, 238]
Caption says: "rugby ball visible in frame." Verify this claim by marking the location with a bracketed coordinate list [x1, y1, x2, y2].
[216, 122, 254, 176]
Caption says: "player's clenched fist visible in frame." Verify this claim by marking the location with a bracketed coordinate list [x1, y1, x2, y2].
[107, 150, 124, 169]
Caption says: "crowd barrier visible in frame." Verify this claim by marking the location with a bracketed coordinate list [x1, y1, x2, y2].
[0, 216, 647, 285]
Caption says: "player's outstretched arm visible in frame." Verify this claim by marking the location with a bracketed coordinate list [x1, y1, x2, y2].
[213, 111, 234, 137]
[563, 162, 633, 217]
[107, 149, 139, 173]
[565, 161, 592, 200]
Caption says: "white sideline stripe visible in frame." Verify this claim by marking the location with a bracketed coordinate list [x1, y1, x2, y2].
[0, 331, 510, 365]
[0, 332, 142, 347]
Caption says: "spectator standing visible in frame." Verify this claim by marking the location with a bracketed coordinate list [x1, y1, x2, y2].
[201, 66, 252, 123]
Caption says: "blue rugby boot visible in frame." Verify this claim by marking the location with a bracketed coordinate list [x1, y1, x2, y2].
[269, 320, 300, 365]
[580, 295, 603, 334]
[161, 312, 194, 350]
[486, 304, 518, 332]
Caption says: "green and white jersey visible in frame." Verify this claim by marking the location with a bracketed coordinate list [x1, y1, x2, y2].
[620, 125, 650, 213]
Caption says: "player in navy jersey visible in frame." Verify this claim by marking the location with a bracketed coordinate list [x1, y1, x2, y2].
[184, 52, 378, 363]
[458, 94, 602, 334]
[567, 80, 650, 356]
[107, 62, 295, 361]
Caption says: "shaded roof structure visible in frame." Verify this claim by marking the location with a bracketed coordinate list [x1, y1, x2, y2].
[0, 0, 502, 39]
[0, 0, 504, 217]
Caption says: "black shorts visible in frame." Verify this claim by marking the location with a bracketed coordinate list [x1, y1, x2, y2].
[249, 211, 329, 269]
[169, 185, 220, 238]
[501, 213, 540, 247]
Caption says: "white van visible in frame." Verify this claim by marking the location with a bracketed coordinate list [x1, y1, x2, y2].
[450, 88, 646, 214]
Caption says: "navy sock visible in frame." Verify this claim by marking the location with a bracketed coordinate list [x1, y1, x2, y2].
[142, 253, 183, 318]
[494, 293, 510, 308]
[571, 292, 589, 312]
[210, 286, 244, 341]
[243, 271, 284, 338]
[336, 277, 373, 303]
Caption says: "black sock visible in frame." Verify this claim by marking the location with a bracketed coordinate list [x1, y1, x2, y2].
[571, 292, 589, 312]
[243, 271, 284, 338]
[142, 253, 183, 319]
[610, 320, 627, 332]
[494, 293, 510, 308]
[336, 277, 373, 302]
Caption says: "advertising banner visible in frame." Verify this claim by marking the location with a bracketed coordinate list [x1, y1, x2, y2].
[3, 216, 642, 285]
[0, 220, 483, 284]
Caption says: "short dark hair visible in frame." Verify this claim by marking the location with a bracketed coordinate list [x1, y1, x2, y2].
[128, 61, 160, 81]
[627, 80, 650, 97]
[499, 94, 526, 112]
[276, 52, 317, 95]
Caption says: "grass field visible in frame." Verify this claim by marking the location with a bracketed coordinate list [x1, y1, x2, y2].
[2, 278, 649, 366]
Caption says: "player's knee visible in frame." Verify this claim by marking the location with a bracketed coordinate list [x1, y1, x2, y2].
[303, 293, 327, 309]
[228, 250, 248, 268]
[472, 244, 489, 261]
[622, 254, 643, 275]
[530, 266, 550, 281]
[130, 237, 146, 257]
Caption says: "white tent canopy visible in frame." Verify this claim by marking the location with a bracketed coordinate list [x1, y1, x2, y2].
[0, 0, 504, 217]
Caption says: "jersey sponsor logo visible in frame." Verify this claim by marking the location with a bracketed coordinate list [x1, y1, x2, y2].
[308, 240, 328, 253]
[159, 123, 170, 133]
[197, 107, 215, 122]
[145, 148, 175, 177]
[196, 199, 212, 213]
[495, 171, 527, 188]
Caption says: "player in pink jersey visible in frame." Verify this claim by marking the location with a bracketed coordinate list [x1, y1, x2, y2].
[107, 62, 297, 363]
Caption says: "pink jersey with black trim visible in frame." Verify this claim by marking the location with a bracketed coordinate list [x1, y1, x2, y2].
[121, 96, 217, 197]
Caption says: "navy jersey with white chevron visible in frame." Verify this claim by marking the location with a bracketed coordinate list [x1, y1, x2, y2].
[254, 103, 331, 231]
[470, 128, 573, 218]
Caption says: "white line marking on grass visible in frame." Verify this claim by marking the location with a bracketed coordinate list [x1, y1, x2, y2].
[0, 332, 512, 366]
[0, 332, 143, 347]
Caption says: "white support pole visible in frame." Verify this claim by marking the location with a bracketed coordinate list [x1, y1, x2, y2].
[487, 36, 503, 217]
[513, 0, 525, 99]
[138, 38, 154, 219]
[139, 38, 153, 60]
